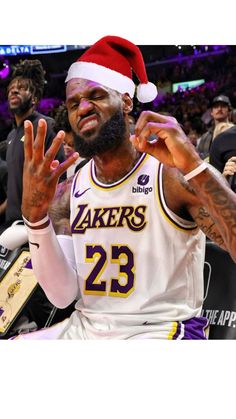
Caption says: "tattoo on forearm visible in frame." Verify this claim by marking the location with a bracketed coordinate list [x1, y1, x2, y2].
[192, 176, 236, 253]
[49, 178, 72, 235]
[204, 180, 236, 238]
[195, 207, 224, 246]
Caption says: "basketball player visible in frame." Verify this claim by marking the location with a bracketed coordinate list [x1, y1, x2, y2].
[19, 36, 236, 340]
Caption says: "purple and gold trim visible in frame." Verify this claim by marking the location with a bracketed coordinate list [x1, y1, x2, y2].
[171, 317, 208, 340]
[89, 153, 148, 191]
[157, 163, 198, 232]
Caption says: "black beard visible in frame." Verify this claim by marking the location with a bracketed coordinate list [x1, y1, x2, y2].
[9, 95, 33, 116]
[73, 110, 127, 159]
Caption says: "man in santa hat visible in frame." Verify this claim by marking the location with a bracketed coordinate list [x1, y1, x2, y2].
[17, 36, 236, 340]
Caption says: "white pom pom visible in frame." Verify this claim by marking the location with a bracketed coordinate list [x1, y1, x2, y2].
[136, 82, 158, 103]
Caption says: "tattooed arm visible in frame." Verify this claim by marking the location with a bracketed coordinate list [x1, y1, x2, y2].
[20, 119, 80, 307]
[186, 166, 236, 257]
[163, 165, 233, 251]
[49, 177, 73, 235]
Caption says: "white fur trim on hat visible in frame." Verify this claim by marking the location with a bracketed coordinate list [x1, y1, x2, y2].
[65, 61, 135, 97]
[136, 82, 158, 103]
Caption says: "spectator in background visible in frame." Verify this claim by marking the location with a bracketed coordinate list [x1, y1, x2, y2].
[197, 95, 232, 161]
[0, 59, 65, 234]
[188, 117, 204, 147]
[212, 121, 234, 140]
[54, 103, 88, 178]
[0, 156, 7, 225]
[0, 140, 7, 161]
[231, 109, 236, 124]
[209, 124, 236, 192]
[223, 156, 236, 193]
[0, 60, 66, 338]
[128, 114, 136, 134]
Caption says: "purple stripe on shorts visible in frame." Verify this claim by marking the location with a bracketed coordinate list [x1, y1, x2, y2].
[181, 316, 208, 340]
[172, 322, 182, 339]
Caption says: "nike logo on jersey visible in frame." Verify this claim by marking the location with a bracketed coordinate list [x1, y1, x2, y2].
[74, 187, 91, 198]
[29, 241, 40, 249]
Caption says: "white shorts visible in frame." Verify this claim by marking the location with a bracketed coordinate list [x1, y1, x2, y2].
[11, 310, 208, 340]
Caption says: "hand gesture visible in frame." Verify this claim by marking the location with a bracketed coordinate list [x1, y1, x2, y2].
[130, 111, 202, 174]
[21, 119, 79, 222]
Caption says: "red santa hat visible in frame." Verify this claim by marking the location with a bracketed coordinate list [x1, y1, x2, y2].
[65, 35, 158, 103]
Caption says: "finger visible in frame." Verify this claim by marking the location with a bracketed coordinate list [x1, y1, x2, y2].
[225, 162, 236, 170]
[130, 133, 171, 163]
[223, 166, 236, 175]
[130, 134, 142, 150]
[52, 152, 79, 179]
[43, 130, 65, 169]
[50, 160, 60, 171]
[132, 123, 167, 154]
[32, 119, 47, 165]
[24, 120, 34, 160]
[224, 170, 235, 177]
[135, 111, 176, 137]
[137, 122, 168, 144]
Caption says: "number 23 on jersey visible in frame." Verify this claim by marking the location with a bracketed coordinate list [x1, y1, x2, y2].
[84, 244, 135, 298]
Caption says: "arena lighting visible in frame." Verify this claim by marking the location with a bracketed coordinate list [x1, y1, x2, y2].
[172, 78, 205, 93]
[0, 57, 10, 79]
[146, 46, 230, 67]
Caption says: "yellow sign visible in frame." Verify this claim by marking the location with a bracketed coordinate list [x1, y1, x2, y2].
[0, 251, 38, 335]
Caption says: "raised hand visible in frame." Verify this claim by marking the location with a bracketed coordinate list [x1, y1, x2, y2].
[130, 111, 202, 174]
[21, 118, 79, 222]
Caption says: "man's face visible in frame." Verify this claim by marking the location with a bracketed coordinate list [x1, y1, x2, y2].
[66, 78, 128, 158]
[7, 77, 35, 116]
[211, 102, 230, 123]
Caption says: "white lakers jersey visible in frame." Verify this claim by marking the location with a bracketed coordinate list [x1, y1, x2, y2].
[69, 153, 206, 337]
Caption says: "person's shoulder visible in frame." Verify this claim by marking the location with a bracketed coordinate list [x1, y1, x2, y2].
[197, 128, 212, 144]
[33, 112, 57, 140]
[6, 126, 16, 139]
[0, 157, 7, 171]
[214, 125, 236, 142]
[75, 158, 90, 173]
[32, 111, 55, 126]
